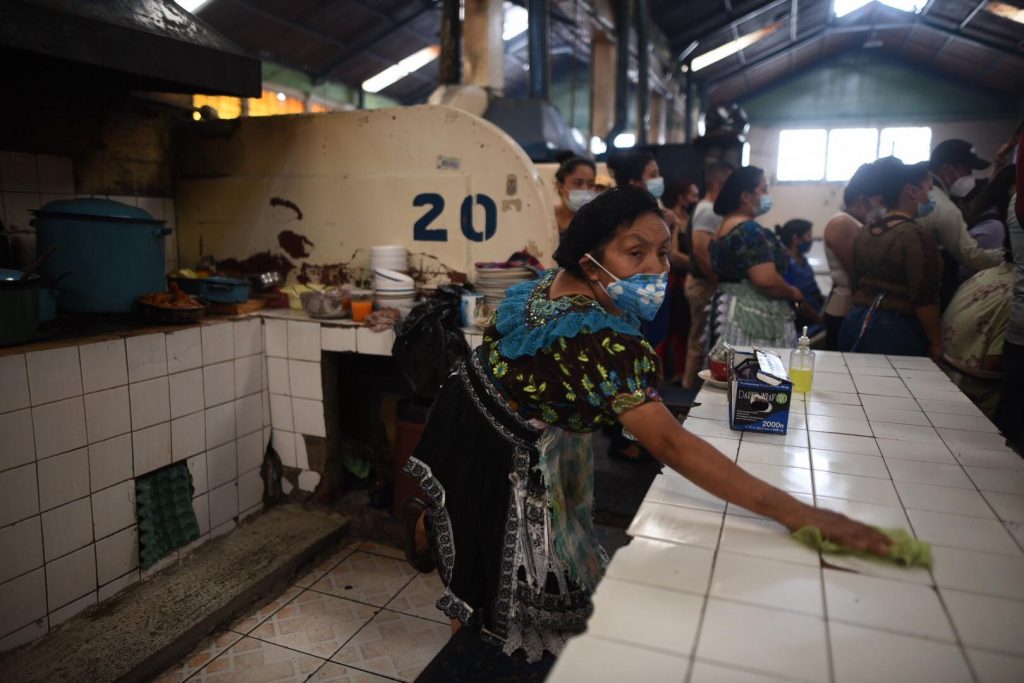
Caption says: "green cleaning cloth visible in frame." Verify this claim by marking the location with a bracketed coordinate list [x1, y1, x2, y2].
[792, 526, 933, 569]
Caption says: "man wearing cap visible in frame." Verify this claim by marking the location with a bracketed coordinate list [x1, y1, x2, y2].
[921, 139, 1004, 305]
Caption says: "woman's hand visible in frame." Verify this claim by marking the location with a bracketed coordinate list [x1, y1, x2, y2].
[787, 505, 893, 557]
[790, 286, 805, 303]
[928, 343, 943, 363]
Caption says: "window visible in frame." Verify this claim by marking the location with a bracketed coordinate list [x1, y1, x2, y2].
[777, 126, 932, 182]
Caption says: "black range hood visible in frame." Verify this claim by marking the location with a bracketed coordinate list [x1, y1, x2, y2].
[0, 0, 261, 97]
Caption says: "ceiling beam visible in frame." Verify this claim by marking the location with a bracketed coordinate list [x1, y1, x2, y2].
[933, 0, 988, 60]
[672, 0, 789, 57]
[790, 0, 799, 42]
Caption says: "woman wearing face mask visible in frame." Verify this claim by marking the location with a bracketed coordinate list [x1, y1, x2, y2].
[553, 153, 597, 234]
[707, 166, 803, 349]
[776, 219, 825, 339]
[838, 159, 943, 360]
[399, 186, 890, 664]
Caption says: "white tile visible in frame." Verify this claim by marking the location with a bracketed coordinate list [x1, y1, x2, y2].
[719, 514, 820, 566]
[814, 496, 910, 529]
[294, 432, 309, 470]
[689, 661, 800, 683]
[824, 569, 954, 640]
[547, 633, 690, 683]
[853, 377, 912, 398]
[234, 355, 262, 398]
[45, 544, 96, 611]
[272, 430, 296, 468]
[940, 428, 1014, 454]
[909, 387, 970, 402]
[811, 449, 889, 479]
[864, 406, 930, 426]
[739, 462, 813, 495]
[234, 394, 262, 438]
[132, 422, 171, 476]
[956, 449, 1024, 471]
[0, 567, 46, 637]
[171, 411, 206, 462]
[287, 321, 321, 361]
[702, 436, 741, 458]
[710, 551, 822, 616]
[0, 617, 47, 654]
[967, 467, 1024, 495]
[967, 648, 1024, 683]
[806, 401, 866, 419]
[0, 516, 43, 583]
[42, 497, 93, 561]
[884, 459, 973, 489]
[165, 328, 202, 373]
[807, 372, 856, 393]
[869, 421, 943, 445]
[806, 414, 873, 436]
[685, 403, 730, 421]
[266, 357, 289, 395]
[128, 377, 170, 431]
[627, 500, 723, 549]
[931, 546, 1024, 601]
[907, 509, 1020, 556]
[0, 463, 39, 527]
[187, 452, 208, 497]
[125, 334, 167, 383]
[894, 480, 996, 518]
[168, 368, 204, 419]
[239, 502, 262, 521]
[604, 537, 714, 594]
[808, 431, 879, 456]
[321, 325, 357, 352]
[37, 447, 89, 512]
[98, 569, 140, 603]
[262, 390, 270, 427]
[82, 387, 131, 447]
[0, 151, 39, 191]
[736, 442, 810, 469]
[813, 471, 899, 506]
[96, 526, 138, 586]
[35, 154, 72, 194]
[205, 403, 235, 449]
[287, 360, 323, 400]
[697, 598, 828, 682]
[207, 441, 237, 489]
[875, 437, 955, 463]
[742, 429, 808, 448]
[845, 353, 892, 367]
[33, 395, 87, 459]
[587, 577, 703, 656]
[201, 322, 234, 365]
[805, 390, 861, 405]
[78, 340, 128, 393]
[192, 493, 210, 536]
[984, 492, 1024, 523]
[355, 327, 394, 356]
[208, 482, 238, 529]
[203, 361, 235, 407]
[91, 480, 135, 539]
[685, 417, 739, 439]
[829, 622, 971, 683]
[929, 412, 1000, 433]
[238, 468, 263, 511]
[26, 347, 82, 405]
[49, 590, 95, 626]
[237, 430, 264, 474]
[291, 397, 325, 437]
[725, 493, 815, 523]
[0, 408, 35, 472]
[233, 318, 262, 358]
[942, 589, 1024, 656]
[917, 398, 984, 416]
[0, 354, 30, 413]
[264, 318, 288, 357]
[644, 473, 727, 513]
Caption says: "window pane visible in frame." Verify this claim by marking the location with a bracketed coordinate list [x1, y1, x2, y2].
[826, 128, 879, 182]
[878, 126, 932, 164]
[777, 129, 827, 181]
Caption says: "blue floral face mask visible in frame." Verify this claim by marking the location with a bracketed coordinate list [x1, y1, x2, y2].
[585, 254, 668, 321]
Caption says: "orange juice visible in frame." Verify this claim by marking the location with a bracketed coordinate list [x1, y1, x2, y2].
[351, 298, 373, 322]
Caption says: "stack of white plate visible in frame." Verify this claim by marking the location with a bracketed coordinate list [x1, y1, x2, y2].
[371, 245, 408, 273]
[474, 263, 535, 307]
[374, 267, 416, 314]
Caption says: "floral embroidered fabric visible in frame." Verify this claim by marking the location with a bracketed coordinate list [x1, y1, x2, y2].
[709, 219, 789, 283]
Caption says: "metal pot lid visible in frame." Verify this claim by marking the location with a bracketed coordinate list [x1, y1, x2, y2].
[0, 267, 41, 286]
[34, 198, 162, 223]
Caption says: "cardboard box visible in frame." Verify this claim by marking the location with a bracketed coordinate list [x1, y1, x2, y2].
[728, 349, 793, 434]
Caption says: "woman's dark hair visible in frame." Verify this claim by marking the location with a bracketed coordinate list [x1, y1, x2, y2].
[663, 179, 697, 211]
[554, 154, 596, 184]
[844, 163, 878, 206]
[775, 219, 813, 246]
[554, 185, 660, 276]
[876, 159, 930, 207]
[606, 150, 655, 186]
[966, 164, 1016, 227]
[714, 165, 764, 215]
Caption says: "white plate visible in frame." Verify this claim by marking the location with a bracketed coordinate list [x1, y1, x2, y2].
[698, 369, 728, 389]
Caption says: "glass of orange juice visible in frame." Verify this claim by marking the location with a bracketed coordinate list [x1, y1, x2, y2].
[351, 293, 374, 322]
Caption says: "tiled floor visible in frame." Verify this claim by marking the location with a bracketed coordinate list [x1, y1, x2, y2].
[154, 540, 451, 683]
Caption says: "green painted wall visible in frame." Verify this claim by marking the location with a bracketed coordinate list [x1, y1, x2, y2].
[738, 51, 1021, 126]
[261, 61, 400, 111]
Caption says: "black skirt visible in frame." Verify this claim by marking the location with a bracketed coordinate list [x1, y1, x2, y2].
[403, 354, 596, 661]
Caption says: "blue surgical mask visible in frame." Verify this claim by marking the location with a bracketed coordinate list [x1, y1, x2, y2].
[917, 189, 937, 218]
[585, 254, 668, 321]
[646, 177, 665, 200]
[754, 193, 773, 216]
[567, 189, 596, 212]
[799, 240, 813, 254]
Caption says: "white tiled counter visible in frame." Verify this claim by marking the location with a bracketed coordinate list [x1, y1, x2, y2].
[549, 351, 1024, 683]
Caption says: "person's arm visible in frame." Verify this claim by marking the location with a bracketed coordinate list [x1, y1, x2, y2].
[915, 304, 943, 362]
[748, 262, 803, 302]
[669, 219, 691, 270]
[824, 216, 859, 280]
[619, 402, 892, 554]
[691, 230, 719, 287]
[918, 190, 1003, 271]
[905, 227, 944, 362]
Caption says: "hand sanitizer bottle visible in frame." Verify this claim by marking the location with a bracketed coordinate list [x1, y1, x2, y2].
[789, 326, 815, 393]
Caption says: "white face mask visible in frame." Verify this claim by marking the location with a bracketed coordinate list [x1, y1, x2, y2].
[949, 174, 977, 199]
[566, 189, 596, 212]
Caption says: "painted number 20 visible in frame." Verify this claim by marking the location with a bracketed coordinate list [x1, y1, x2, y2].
[413, 193, 497, 242]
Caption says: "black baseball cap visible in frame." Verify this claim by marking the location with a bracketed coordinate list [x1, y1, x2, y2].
[930, 139, 991, 171]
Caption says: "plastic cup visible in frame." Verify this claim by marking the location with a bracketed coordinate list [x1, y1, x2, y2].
[351, 298, 373, 323]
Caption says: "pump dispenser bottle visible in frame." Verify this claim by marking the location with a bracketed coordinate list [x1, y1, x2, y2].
[789, 326, 815, 393]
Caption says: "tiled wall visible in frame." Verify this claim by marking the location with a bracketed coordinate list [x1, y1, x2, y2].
[0, 318, 269, 652]
[0, 150, 178, 274]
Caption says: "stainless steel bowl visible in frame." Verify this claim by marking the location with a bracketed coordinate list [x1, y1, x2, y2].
[300, 289, 346, 318]
[251, 271, 282, 291]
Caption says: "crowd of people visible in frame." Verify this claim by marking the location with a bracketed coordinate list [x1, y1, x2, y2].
[551, 124, 1024, 450]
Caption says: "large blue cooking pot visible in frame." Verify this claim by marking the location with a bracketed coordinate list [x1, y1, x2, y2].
[33, 198, 170, 313]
